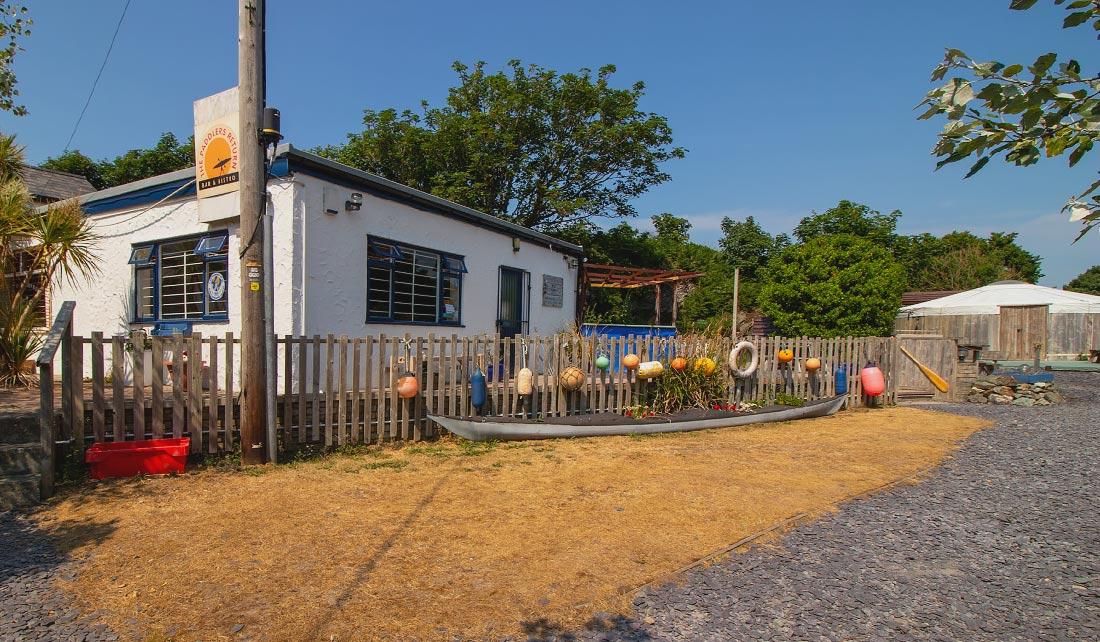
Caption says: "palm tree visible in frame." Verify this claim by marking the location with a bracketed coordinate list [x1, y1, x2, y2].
[0, 132, 100, 386]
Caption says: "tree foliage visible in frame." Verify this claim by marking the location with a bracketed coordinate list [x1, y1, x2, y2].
[41, 132, 194, 190]
[717, 215, 790, 310]
[0, 3, 29, 116]
[759, 235, 906, 337]
[0, 133, 100, 385]
[894, 230, 1043, 289]
[1065, 264, 1100, 293]
[917, 0, 1100, 240]
[316, 60, 685, 233]
[793, 200, 901, 247]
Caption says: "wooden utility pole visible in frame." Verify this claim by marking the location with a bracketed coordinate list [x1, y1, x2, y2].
[239, 0, 267, 464]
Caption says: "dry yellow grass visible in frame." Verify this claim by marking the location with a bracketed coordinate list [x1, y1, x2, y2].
[36, 406, 987, 642]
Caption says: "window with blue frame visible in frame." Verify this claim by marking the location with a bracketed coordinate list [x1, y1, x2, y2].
[130, 233, 230, 322]
[367, 236, 466, 324]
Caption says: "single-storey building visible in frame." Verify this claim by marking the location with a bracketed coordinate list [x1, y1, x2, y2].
[895, 280, 1100, 360]
[52, 144, 584, 343]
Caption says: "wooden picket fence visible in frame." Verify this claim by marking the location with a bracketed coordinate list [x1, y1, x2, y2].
[54, 331, 899, 456]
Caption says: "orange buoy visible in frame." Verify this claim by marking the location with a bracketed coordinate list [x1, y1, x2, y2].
[805, 357, 821, 372]
[396, 372, 419, 398]
[670, 357, 687, 371]
[777, 348, 794, 363]
[623, 354, 640, 370]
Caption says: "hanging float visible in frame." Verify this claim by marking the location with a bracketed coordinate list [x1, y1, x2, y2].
[728, 341, 758, 378]
[861, 360, 885, 397]
[517, 340, 533, 396]
[636, 360, 665, 380]
[470, 355, 487, 413]
[559, 365, 586, 390]
[396, 339, 419, 399]
[396, 338, 420, 397]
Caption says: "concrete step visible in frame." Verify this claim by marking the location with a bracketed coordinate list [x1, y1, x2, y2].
[0, 411, 41, 445]
[0, 474, 42, 511]
[0, 443, 43, 476]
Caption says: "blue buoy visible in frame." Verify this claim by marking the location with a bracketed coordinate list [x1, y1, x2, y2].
[834, 364, 848, 395]
[471, 364, 487, 412]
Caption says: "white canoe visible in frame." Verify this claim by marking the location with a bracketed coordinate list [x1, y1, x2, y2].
[428, 395, 846, 442]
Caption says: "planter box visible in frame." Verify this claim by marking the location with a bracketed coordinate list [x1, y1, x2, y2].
[85, 438, 190, 479]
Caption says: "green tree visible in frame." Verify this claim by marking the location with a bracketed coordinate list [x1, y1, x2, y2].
[759, 235, 906, 337]
[38, 149, 104, 189]
[1065, 264, 1100, 294]
[317, 60, 685, 233]
[0, 4, 30, 116]
[0, 133, 100, 385]
[793, 200, 901, 247]
[895, 230, 1043, 289]
[917, 0, 1100, 240]
[717, 215, 790, 311]
[41, 132, 194, 190]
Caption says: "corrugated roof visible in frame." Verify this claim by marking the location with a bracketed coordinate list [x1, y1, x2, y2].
[900, 290, 960, 306]
[19, 166, 96, 201]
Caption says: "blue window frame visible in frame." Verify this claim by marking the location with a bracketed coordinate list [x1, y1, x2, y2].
[366, 236, 463, 325]
[132, 232, 230, 323]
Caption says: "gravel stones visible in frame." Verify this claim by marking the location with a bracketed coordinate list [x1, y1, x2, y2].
[0, 510, 119, 642]
[550, 371, 1100, 642]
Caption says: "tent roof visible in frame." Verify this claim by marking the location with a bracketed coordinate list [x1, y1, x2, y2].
[898, 280, 1100, 317]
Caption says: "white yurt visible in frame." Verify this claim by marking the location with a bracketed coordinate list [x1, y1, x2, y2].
[895, 280, 1100, 360]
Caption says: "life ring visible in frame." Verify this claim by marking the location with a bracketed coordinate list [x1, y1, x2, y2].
[728, 341, 759, 378]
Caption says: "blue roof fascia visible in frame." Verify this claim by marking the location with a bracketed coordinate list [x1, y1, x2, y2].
[82, 177, 196, 215]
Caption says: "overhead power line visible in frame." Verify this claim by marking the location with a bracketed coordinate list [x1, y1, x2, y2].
[63, 0, 132, 153]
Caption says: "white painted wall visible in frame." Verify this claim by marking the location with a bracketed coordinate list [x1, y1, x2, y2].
[297, 174, 579, 338]
[52, 170, 578, 348]
[52, 179, 303, 340]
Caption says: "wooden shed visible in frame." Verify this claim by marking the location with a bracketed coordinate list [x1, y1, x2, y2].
[894, 280, 1100, 360]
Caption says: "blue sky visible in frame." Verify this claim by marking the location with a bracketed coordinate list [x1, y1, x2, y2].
[2, 0, 1096, 286]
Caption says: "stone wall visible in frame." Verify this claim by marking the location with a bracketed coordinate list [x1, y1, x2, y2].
[967, 375, 1065, 406]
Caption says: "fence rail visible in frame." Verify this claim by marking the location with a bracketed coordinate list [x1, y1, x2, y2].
[57, 331, 899, 456]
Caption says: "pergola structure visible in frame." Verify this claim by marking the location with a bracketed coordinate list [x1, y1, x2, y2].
[582, 263, 706, 326]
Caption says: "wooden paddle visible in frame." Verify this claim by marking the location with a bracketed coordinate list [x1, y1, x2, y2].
[898, 345, 950, 393]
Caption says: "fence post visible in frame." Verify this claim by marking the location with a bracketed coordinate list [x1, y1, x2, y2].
[35, 301, 76, 500]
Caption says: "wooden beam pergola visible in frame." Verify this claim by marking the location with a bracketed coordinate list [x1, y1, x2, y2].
[582, 263, 706, 325]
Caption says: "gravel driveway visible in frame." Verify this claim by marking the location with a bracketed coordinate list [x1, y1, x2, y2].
[4, 373, 1098, 642]
[570, 371, 1100, 642]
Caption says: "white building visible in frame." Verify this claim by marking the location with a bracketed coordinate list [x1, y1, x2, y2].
[54, 144, 583, 341]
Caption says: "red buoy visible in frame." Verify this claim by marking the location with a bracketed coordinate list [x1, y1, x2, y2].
[861, 361, 885, 397]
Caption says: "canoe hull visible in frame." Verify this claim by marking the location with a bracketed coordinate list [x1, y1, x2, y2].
[428, 395, 846, 442]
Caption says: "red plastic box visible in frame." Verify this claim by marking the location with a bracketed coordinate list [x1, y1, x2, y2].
[85, 438, 190, 479]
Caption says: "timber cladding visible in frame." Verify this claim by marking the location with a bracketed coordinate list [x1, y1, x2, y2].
[896, 311, 1100, 360]
[50, 333, 901, 455]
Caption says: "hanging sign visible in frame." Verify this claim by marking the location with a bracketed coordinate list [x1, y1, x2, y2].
[193, 87, 241, 200]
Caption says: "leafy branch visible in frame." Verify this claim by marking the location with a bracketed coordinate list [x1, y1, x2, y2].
[917, 0, 1100, 240]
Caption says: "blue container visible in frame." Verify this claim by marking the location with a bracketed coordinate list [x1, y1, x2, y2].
[580, 324, 677, 370]
[834, 364, 848, 395]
